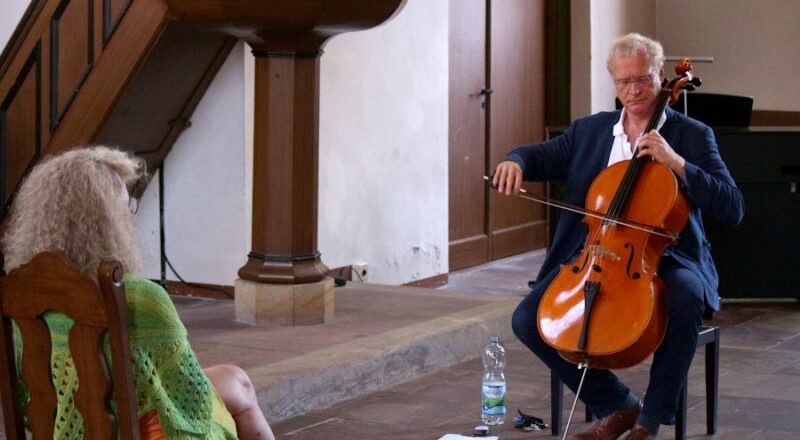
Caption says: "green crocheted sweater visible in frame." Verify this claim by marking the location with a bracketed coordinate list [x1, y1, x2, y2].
[15, 276, 237, 439]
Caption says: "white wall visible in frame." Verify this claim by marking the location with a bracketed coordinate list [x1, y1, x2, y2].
[137, 0, 449, 286]
[135, 44, 251, 285]
[318, 0, 449, 284]
[572, 0, 800, 115]
[656, 0, 800, 112]
[572, 0, 656, 116]
[5, 0, 794, 286]
[0, 0, 30, 49]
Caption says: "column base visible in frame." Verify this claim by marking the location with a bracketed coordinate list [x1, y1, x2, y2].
[234, 277, 334, 325]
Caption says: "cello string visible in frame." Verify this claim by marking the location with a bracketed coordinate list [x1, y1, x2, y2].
[612, 89, 671, 219]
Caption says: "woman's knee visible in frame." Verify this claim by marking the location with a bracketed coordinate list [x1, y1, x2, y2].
[205, 364, 256, 415]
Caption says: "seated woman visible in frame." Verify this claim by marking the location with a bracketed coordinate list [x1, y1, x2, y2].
[2, 146, 275, 440]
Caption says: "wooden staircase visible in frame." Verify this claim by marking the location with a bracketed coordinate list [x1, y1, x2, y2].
[0, 0, 236, 214]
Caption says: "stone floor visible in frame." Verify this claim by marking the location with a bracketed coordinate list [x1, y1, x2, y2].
[3, 250, 800, 439]
[271, 251, 800, 440]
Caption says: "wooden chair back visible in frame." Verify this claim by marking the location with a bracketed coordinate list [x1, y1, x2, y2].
[0, 252, 140, 439]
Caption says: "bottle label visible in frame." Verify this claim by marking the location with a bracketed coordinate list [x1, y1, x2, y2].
[481, 383, 507, 415]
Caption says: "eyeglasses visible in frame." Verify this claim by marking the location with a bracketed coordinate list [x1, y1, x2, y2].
[128, 195, 139, 214]
[127, 175, 146, 215]
[614, 74, 655, 89]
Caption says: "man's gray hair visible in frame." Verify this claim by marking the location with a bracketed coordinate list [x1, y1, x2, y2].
[606, 33, 664, 74]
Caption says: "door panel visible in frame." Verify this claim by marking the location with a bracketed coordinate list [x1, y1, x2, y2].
[449, 0, 547, 271]
[448, 0, 488, 270]
[488, 0, 547, 259]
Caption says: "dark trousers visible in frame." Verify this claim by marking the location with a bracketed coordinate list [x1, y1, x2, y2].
[512, 257, 705, 425]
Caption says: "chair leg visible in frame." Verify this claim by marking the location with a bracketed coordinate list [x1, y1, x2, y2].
[676, 383, 688, 440]
[550, 370, 593, 437]
[551, 370, 563, 436]
[706, 328, 720, 435]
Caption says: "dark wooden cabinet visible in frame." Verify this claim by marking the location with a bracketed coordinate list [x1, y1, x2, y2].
[707, 128, 800, 299]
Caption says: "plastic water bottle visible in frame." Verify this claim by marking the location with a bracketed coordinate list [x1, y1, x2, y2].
[481, 336, 507, 425]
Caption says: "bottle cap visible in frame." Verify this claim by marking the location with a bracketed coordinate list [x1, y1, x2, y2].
[490, 336, 499, 344]
[474, 425, 490, 436]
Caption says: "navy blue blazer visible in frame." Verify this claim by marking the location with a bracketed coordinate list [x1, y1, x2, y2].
[505, 107, 744, 310]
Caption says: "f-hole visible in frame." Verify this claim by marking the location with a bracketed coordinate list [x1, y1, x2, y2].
[624, 243, 640, 279]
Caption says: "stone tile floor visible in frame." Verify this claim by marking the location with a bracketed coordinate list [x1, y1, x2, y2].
[273, 250, 800, 439]
[2, 250, 798, 439]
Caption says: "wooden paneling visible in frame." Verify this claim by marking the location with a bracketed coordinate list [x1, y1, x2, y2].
[487, 0, 547, 259]
[751, 110, 800, 127]
[0, 0, 170, 220]
[0, 48, 41, 211]
[490, 220, 547, 260]
[95, 26, 237, 178]
[104, 0, 132, 42]
[448, 0, 488, 271]
[449, 234, 489, 272]
[50, 0, 93, 130]
[237, 54, 330, 284]
[46, 0, 169, 153]
[448, 0, 548, 271]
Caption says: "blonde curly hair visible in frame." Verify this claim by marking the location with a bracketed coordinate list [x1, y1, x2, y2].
[3, 146, 145, 275]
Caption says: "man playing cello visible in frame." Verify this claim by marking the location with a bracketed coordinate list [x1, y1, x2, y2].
[492, 33, 744, 439]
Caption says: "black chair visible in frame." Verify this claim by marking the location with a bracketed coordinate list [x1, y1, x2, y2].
[550, 326, 719, 440]
[615, 93, 753, 128]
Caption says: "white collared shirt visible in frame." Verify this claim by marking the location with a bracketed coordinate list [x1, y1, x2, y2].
[608, 109, 667, 167]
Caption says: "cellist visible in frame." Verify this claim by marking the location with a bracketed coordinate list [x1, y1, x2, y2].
[492, 33, 744, 440]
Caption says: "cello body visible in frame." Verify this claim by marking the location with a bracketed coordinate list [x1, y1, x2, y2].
[537, 159, 690, 369]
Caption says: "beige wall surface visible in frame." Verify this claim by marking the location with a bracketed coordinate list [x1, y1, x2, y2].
[572, 0, 657, 116]
[571, 0, 799, 114]
[0, 0, 30, 49]
[656, 0, 800, 111]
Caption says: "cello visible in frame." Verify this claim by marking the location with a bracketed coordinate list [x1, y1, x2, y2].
[536, 59, 701, 371]
[487, 58, 702, 439]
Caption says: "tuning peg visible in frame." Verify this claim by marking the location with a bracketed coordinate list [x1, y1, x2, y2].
[690, 77, 703, 88]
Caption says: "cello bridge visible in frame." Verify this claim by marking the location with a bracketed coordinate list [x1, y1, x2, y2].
[589, 245, 620, 261]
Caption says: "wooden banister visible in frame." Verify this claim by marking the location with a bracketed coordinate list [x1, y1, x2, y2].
[0, 0, 169, 214]
[0, 0, 238, 217]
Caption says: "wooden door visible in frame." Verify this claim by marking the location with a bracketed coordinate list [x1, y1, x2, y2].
[487, 0, 547, 259]
[448, 0, 488, 270]
[449, 0, 547, 271]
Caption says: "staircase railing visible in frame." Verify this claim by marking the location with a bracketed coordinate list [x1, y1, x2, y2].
[0, 0, 171, 215]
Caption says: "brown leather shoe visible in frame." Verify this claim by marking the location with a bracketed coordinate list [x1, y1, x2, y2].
[569, 402, 641, 440]
[623, 425, 656, 439]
